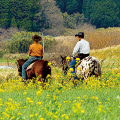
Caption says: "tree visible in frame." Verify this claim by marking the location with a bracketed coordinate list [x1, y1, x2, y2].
[90, 0, 119, 28]
[0, 0, 10, 28]
[62, 12, 86, 29]
[40, 0, 64, 29]
[0, 0, 41, 31]
[55, 0, 68, 13]
[66, 0, 79, 14]
[113, 0, 120, 19]
[10, 17, 17, 27]
[63, 12, 76, 29]
[82, 0, 92, 20]
[55, 0, 83, 14]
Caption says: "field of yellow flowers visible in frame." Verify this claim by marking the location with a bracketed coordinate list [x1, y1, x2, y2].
[0, 45, 120, 120]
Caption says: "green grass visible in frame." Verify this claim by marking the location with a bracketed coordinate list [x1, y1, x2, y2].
[0, 66, 120, 120]
[0, 87, 120, 120]
[0, 45, 120, 120]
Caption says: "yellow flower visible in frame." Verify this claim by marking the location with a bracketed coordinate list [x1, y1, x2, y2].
[26, 98, 31, 101]
[81, 110, 85, 113]
[29, 100, 34, 104]
[67, 72, 72, 77]
[81, 100, 84, 103]
[23, 92, 27, 95]
[83, 95, 87, 99]
[0, 103, 3, 106]
[40, 118, 44, 120]
[103, 110, 106, 113]
[77, 97, 80, 99]
[69, 68, 73, 72]
[99, 102, 102, 104]
[91, 96, 95, 99]
[48, 62, 52, 66]
[95, 97, 98, 100]
[30, 115, 34, 117]
[74, 109, 77, 113]
[98, 107, 102, 112]
[76, 58, 80, 61]
[77, 67, 81, 70]
[63, 101, 67, 103]
[47, 74, 51, 78]
[35, 113, 38, 116]
[54, 116, 58, 119]
[61, 114, 69, 119]
[8, 98, 13, 101]
[66, 116, 69, 119]
[37, 102, 42, 106]
[53, 96, 56, 100]
[18, 113, 22, 115]
[66, 56, 70, 60]
[24, 106, 27, 108]
[61, 114, 65, 117]
[36, 91, 41, 96]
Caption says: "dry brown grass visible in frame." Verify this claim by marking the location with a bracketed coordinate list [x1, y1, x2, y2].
[0, 27, 120, 73]
[52, 27, 120, 56]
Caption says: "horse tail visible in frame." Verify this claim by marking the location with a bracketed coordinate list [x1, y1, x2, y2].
[92, 57, 101, 77]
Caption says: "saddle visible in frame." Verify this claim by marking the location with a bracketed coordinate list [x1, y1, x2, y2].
[26, 59, 39, 71]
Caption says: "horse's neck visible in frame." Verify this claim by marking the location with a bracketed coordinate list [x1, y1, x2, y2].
[20, 60, 26, 66]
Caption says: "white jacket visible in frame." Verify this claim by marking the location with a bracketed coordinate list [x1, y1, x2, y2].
[72, 39, 90, 57]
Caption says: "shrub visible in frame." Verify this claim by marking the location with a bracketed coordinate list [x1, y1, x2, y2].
[6, 31, 58, 53]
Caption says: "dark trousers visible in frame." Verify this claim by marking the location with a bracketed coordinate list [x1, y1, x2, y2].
[78, 53, 89, 60]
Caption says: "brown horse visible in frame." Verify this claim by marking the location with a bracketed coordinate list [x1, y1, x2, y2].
[16, 59, 51, 85]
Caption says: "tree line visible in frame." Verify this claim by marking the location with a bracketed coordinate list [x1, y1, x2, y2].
[0, 0, 42, 31]
[55, 0, 120, 28]
[0, 0, 119, 32]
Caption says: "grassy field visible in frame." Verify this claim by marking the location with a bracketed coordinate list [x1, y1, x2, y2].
[0, 44, 120, 120]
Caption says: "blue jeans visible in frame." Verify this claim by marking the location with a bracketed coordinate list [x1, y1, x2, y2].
[69, 59, 77, 79]
[22, 56, 42, 79]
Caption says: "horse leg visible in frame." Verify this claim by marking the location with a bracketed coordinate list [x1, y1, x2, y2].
[35, 70, 45, 88]
[27, 70, 32, 79]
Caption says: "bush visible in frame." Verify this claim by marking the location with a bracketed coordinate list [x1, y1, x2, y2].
[0, 50, 5, 58]
[6, 31, 58, 53]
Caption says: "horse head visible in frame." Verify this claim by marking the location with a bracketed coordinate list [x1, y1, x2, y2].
[16, 58, 28, 76]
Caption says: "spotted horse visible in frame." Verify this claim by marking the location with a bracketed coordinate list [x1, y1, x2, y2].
[61, 55, 101, 81]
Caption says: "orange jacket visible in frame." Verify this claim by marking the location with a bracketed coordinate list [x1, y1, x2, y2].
[29, 43, 43, 57]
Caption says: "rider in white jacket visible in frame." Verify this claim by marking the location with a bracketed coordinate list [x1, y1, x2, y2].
[69, 32, 90, 79]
